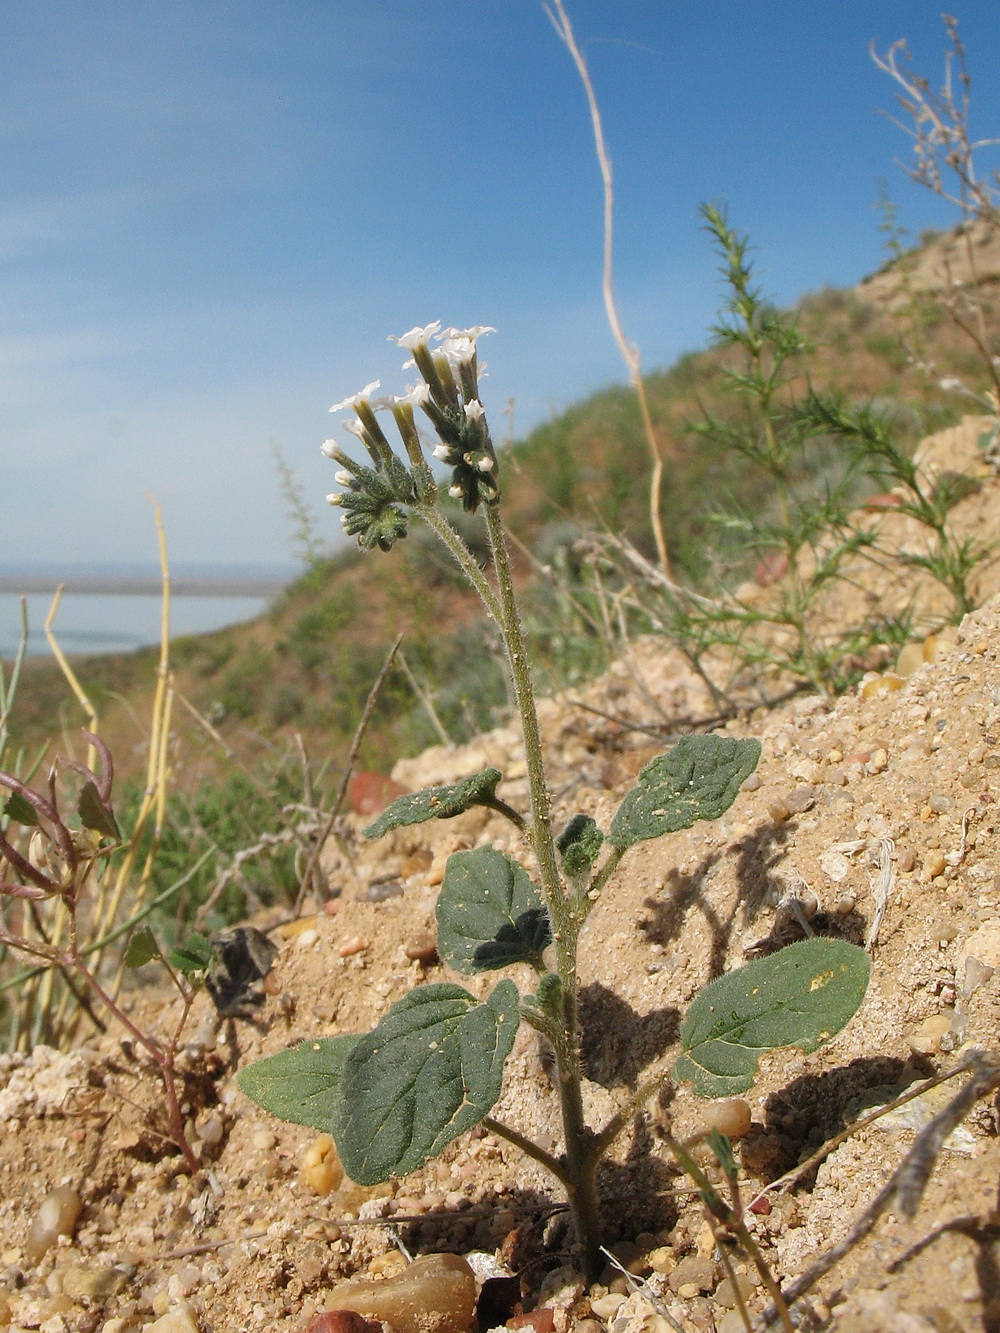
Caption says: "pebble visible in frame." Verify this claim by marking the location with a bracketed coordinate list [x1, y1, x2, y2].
[322, 1253, 476, 1333]
[897, 848, 916, 873]
[895, 643, 925, 677]
[785, 785, 817, 814]
[252, 1130, 277, 1151]
[713, 1271, 755, 1308]
[860, 673, 904, 698]
[60, 1266, 128, 1303]
[302, 1135, 344, 1196]
[307, 1315, 382, 1333]
[699, 1098, 752, 1139]
[365, 880, 404, 903]
[144, 1302, 201, 1333]
[404, 937, 439, 964]
[588, 1294, 626, 1319]
[908, 1013, 952, 1056]
[338, 937, 368, 958]
[25, 1187, 83, 1264]
[667, 1256, 715, 1295]
[923, 853, 948, 882]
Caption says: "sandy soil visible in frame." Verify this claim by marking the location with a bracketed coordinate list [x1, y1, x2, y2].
[2, 419, 1000, 1333]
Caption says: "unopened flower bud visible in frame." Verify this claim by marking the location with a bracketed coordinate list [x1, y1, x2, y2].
[326, 493, 343, 506]
[334, 470, 353, 486]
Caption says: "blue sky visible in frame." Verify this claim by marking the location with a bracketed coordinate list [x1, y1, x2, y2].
[2, 1, 999, 569]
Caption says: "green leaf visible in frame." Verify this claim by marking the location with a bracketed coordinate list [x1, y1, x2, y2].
[363, 768, 504, 840]
[333, 980, 519, 1184]
[609, 736, 761, 848]
[3, 791, 38, 826]
[672, 938, 871, 1099]
[124, 926, 161, 969]
[437, 846, 551, 973]
[78, 780, 121, 840]
[557, 815, 604, 878]
[169, 932, 214, 976]
[237, 1035, 360, 1131]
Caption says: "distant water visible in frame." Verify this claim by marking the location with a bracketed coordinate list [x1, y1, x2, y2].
[0, 562, 297, 660]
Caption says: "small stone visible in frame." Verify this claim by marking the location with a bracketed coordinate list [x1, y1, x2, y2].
[322, 1253, 476, 1333]
[252, 1129, 277, 1151]
[338, 936, 368, 958]
[860, 673, 904, 698]
[647, 1247, 675, 1276]
[145, 1302, 201, 1333]
[61, 1266, 128, 1303]
[508, 1310, 555, 1333]
[868, 747, 888, 773]
[835, 892, 857, 914]
[306, 1315, 382, 1333]
[767, 799, 791, 823]
[25, 1187, 83, 1265]
[895, 643, 925, 677]
[302, 1134, 344, 1196]
[785, 786, 816, 814]
[923, 852, 947, 881]
[929, 793, 953, 814]
[713, 1271, 755, 1309]
[404, 937, 439, 965]
[588, 1294, 626, 1320]
[897, 848, 916, 873]
[908, 1013, 952, 1056]
[699, 1098, 752, 1139]
[667, 1256, 715, 1295]
[196, 1116, 224, 1147]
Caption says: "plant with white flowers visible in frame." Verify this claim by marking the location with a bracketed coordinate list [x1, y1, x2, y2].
[239, 322, 869, 1279]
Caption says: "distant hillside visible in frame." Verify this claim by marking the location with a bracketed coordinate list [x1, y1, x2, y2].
[8, 224, 996, 787]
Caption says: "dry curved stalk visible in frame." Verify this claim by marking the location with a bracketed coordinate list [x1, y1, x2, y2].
[544, 0, 671, 577]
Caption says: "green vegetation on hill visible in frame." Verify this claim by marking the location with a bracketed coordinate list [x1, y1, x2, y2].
[6, 229, 991, 792]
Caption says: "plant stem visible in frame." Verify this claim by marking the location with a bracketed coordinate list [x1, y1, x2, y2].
[480, 1116, 570, 1184]
[481, 499, 604, 1272]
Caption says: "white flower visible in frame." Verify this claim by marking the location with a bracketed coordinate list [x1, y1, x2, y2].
[437, 326, 495, 362]
[326, 492, 343, 507]
[342, 418, 366, 438]
[464, 399, 485, 421]
[321, 438, 339, 458]
[388, 321, 441, 351]
[476, 455, 495, 472]
[334, 470, 353, 486]
[939, 376, 963, 392]
[330, 380, 381, 413]
[448, 484, 464, 499]
[392, 382, 431, 408]
[432, 444, 451, 461]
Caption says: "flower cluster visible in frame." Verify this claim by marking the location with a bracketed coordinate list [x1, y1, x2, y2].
[324, 323, 497, 550]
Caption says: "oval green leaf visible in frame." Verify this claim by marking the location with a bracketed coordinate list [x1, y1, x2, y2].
[362, 768, 504, 840]
[609, 735, 761, 848]
[3, 791, 39, 826]
[672, 937, 870, 1098]
[78, 780, 121, 840]
[237, 1035, 360, 1131]
[437, 846, 551, 973]
[333, 980, 519, 1184]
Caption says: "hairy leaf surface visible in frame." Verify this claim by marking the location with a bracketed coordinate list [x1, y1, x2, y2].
[363, 768, 503, 839]
[237, 1035, 361, 1131]
[609, 736, 761, 848]
[437, 846, 550, 973]
[672, 938, 870, 1098]
[333, 981, 519, 1184]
